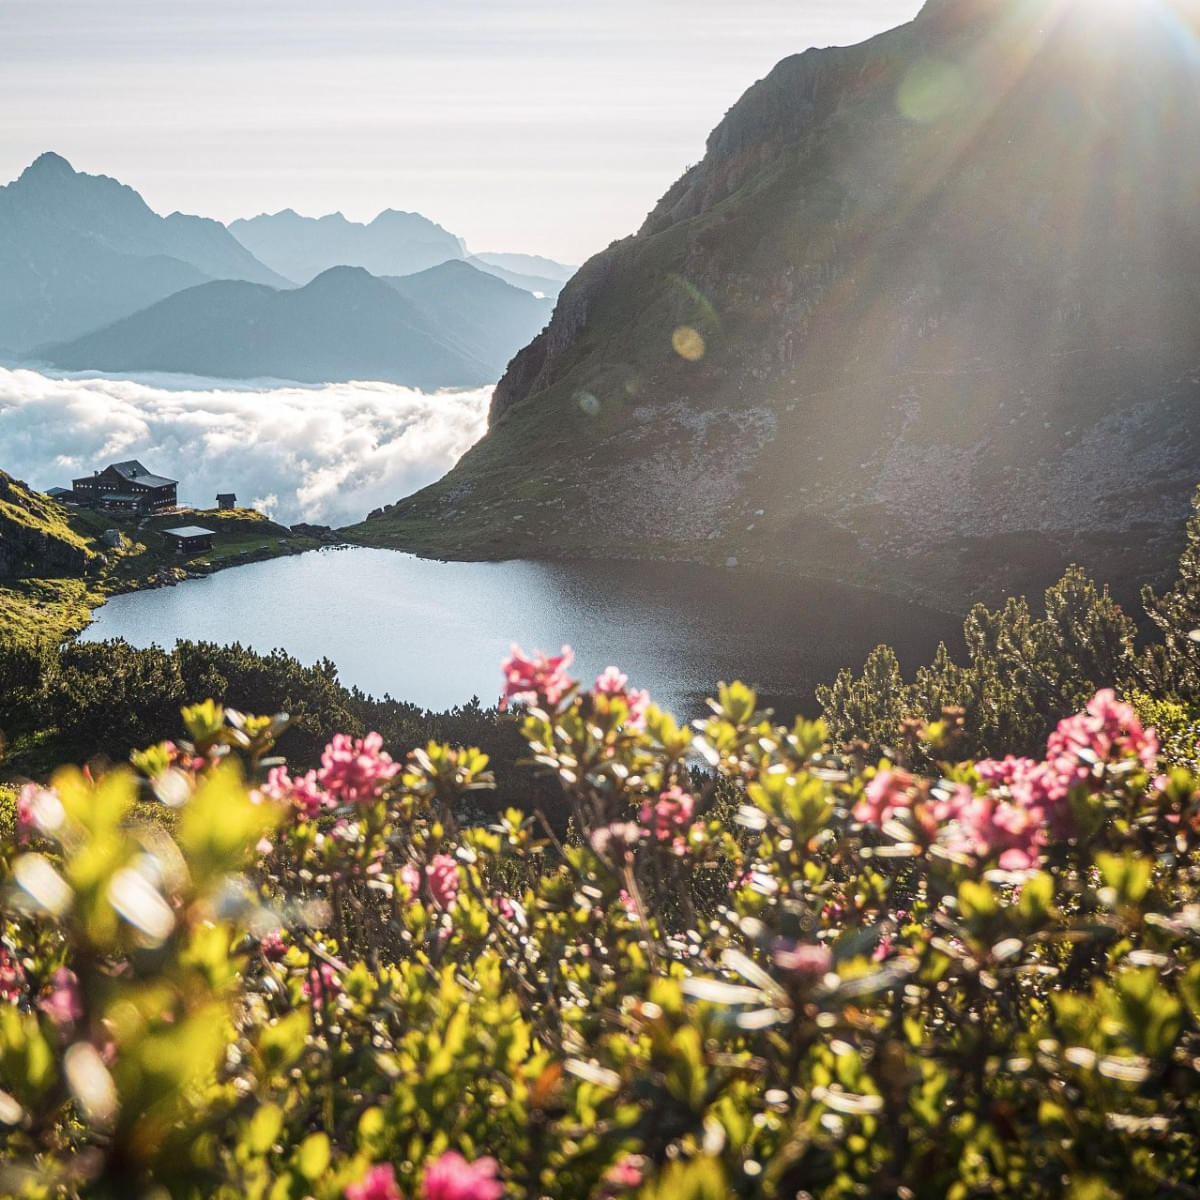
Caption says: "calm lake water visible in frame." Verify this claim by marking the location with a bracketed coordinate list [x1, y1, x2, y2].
[79, 547, 957, 720]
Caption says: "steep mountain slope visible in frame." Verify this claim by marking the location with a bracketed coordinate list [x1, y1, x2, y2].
[354, 0, 1200, 610]
[38, 267, 498, 388]
[0, 153, 287, 352]
[384, 261, 553, 377]
[228, 208, 466, 284]
[0, 471, 94, 580]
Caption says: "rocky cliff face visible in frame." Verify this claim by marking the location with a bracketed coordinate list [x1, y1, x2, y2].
[357, 0, 1200, 610]
[0, 473, 93, 580]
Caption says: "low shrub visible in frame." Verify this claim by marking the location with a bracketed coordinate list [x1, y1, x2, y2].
[2, 650, 1199, 1197]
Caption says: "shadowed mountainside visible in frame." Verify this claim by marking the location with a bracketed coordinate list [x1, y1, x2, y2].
[353, 0, 1200, 611]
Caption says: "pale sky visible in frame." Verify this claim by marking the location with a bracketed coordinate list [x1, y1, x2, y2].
[0, 1, 923, 264]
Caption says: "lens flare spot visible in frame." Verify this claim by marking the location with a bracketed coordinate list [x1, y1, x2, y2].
[672, 326, 706, 361]
[896, 59, 967, 124]
[576, 391, 600, 415]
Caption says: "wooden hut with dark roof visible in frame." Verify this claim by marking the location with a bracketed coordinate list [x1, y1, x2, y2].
[72, 460, 177, 514]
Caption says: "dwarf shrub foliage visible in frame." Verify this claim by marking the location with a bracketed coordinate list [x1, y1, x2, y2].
[2, 636, 1200, 1198]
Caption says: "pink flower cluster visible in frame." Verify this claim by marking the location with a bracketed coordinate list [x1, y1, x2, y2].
[38, 967, 83, 1027]
[425, 855, 460, 910]
[400, 855, 460, 911]
[345, 1164, 401, 1200]
[1046, 688, 1158, 782]
[318, 732, 400, 807]
[262, 765, 327, 819]
[343, 1154, 502, 1200]
[852, 768, 916, 826]
[639, 786, 695, 841]
[594, 666, 650, 729]
[0, 946, 27, 1004]
[302, 962, 340, 1007]
[259, 930, 287, 961]
[855, 690, 1159, 872]
[603, 1156, 645, 1193]
[772, 940, 833, 981]
[501, 644, 575, 709]
[422, 1151, 503, 1200]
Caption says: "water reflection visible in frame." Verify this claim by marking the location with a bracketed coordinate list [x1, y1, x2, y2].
[79, 548, 958, 720]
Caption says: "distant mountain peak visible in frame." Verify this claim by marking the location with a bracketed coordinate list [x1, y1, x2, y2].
[19, 151, 77, 181]
[306, 263, 377, 286]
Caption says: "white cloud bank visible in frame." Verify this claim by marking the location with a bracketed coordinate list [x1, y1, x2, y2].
[0, 367, 489, 526]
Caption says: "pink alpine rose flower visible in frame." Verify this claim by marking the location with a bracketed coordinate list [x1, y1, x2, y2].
[772, 940, 833, 979]
[594, 666, 629, 695]
[38, 967, 83, 1026]
[318, 733, 399, 807]
[603, 1155, 645, 1192]
[345, 1163, 401, 1200]
[262, 765, 327, 819]
[400, 861, 422, 897]
[16, 784, 36, 842]
[501, 644, 575, 709]
[0, 947, 28, 1004]
[854, 768, 916, 826]
[1045, 689, 1158, 787]
[594, 666, 650, 728]
[590, 820, 642, 857]
[302, 962, 340, 1007]
[421, 1150, 503, 1200]
[639, 786, 695, 841]
[260, 931, 287, 961]
[426, 854, 460, 911]
[16, 783, 65, 842]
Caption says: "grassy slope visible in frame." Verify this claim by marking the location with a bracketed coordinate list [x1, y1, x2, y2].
[0, 495, 321, 648]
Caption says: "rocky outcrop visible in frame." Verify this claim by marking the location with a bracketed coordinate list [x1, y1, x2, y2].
[362, 0, 1200, 611]
[290, 523, 341, 544]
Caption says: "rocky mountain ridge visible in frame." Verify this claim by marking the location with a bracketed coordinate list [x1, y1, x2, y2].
[356, 0, 1200, 611]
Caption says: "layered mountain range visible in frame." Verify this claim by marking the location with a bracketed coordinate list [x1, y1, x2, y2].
[229, 211, 572, 298]
[356, 0, 1200, 609]
[0, 152, 287, 352]
[40, 262, 552, 388]
[0, 153, 571, 383]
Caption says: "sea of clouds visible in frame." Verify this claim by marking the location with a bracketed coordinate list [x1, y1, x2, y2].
[0, 366, 490, 526]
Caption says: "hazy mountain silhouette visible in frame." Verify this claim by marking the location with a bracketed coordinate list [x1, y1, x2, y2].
[384, 261, 552, 377]
[358, 0, 1200, 609]
[471, 252, 575, 283]
[465, 257, 571, 299]
[229, 208, 576, 297]
[0, 152, 287, 353]
[39, 261, 551, 387]
[228, 209, 467, 285]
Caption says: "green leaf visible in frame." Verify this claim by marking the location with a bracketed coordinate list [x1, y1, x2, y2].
[296, 1132, 330, 1181]
[246, 1103, 284, 1155]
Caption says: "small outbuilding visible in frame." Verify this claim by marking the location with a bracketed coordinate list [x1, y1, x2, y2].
[216, 493, 237, 511]
[45, 486, 74, 501]
[162, 525, 216, 554]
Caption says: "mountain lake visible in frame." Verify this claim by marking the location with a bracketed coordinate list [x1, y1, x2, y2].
[78, 546, 957, 720]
